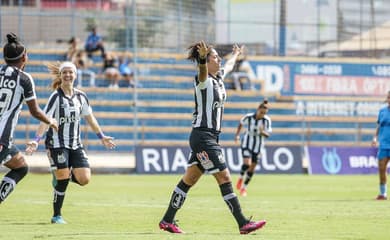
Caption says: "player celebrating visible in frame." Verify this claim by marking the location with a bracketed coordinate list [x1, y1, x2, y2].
[0, 33, 58, 204]
[159, 41, 266, 234]
[26, 61, 115, 223]
[235, 100, 272, 196]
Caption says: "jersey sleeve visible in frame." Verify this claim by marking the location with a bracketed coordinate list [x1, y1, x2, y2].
[80, 94, 92, 116]
[20, 72, 36, 101]
[195, 75, 210, 90]
[264, 116, 272, 133]
[44, 92, 59, 117]
[240, 114, 250, 125]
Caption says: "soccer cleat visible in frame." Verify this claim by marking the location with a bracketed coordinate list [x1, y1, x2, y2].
[159, 220, 184, 233]
[240, 219, 266, 234]
[236, 178, 243, 190]
[376, 195, 387, 200]
[51, 216, 67, 224]
[240, 188, 247, 197]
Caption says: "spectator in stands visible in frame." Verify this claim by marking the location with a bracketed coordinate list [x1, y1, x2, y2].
[0, 33, 58, 204]
[103, 52, 121, 89]
[118, 55, 135, 88]
[66, 36, 80, 61]
[234, 100, 272, 197]
[25, 61, 115, 224]
[72, 50, 96, 87]
[84, 26, 105, 59]
[372, 90, 390, 200]
[225, 47, 256, 90]
[159, 41, 266, 235]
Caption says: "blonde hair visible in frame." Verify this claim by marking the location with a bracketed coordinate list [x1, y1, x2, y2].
[47, 61, 62, 90]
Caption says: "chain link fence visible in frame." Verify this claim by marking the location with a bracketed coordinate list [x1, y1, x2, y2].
[1, 0, 389, 57]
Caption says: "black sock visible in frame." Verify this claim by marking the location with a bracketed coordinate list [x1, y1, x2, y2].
[0, 166, 28, 203]
[53, 179, 69, 217]
[240, 164, 249, 177]
[244, 171, 254, 186]
[162, 179, 191, 223]
[220, 182, 248, 227]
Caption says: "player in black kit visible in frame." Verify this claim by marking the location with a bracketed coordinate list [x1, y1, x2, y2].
[159, 41, 266, 234]
[0, 33, 58, 204]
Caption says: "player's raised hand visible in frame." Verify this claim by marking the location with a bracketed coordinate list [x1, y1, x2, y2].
[232, 43, 244, 56]
[197, 40, 209, 59]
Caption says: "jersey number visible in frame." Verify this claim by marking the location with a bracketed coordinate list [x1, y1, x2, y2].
[0, 88, 13, 115]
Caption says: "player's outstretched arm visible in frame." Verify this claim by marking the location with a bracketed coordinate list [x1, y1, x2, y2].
[26, 99, 58, 131]
[26, 122, 49, 155]
[85, 114, 116, 149]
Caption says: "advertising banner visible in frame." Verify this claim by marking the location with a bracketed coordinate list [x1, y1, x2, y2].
[251, 60, 390, 96]
[307, 146, 385, 174]
[135, 145, 303, 174]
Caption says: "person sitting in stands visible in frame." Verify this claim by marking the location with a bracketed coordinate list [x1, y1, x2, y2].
[118, 56, 135, 88]
[225, 47, 256, 90]
[103, 52, 120, 89]
[84, 26, 105, 59]
[72, 50, 95, 87]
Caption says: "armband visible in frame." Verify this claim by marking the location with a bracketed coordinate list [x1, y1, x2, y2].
[96, 132, 105, 139]
[198, 57, 206, 65]
[34, 135, 42, 143]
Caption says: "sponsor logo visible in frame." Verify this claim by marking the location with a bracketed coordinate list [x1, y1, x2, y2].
[59, 115, 80, 125]
[321, 148, 342, 174]
[0, 78, 16, 89]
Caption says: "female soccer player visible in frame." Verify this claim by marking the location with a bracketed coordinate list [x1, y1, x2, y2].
[372, 90, 390, 200]
[26, 61, 115, 223]
[0, 33, 58, 204]
[159, 41, 266, 234]
[235, 100, 272, 197]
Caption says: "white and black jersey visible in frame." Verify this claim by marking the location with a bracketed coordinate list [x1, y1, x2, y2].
[192, 73, 226, 133]
[44, 88, 92, 150]
[240, 113, 272, 154]
[0, 65, 36, 147]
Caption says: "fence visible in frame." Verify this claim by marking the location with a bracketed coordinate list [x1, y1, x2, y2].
[1, 0, 389, 57]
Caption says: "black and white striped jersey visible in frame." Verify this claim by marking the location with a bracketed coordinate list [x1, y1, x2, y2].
[0, 65, 36, 147]
[44, 88, 92, 150]
[240, 113, 272, 154]
[192, 73, 226, 133]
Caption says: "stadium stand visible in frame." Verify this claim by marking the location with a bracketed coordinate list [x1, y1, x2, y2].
[1, 50, 379, 152]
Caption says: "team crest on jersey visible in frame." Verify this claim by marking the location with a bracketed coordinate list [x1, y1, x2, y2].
[57, 152, 66, 164]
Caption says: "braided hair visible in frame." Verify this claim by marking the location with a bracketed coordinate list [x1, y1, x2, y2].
[3, 33, 26, 64]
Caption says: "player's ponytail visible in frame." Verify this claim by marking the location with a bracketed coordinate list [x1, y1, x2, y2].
[258, 99, 269, 109]
[3, 32, 26, 63]
[47, 62, 62, 90]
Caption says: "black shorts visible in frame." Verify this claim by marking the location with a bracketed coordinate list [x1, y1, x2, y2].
[0, 144, 19, 165]
[241, 148, 260, 163]
[48, 148, 90, 170]
[188, 128, 227, 174]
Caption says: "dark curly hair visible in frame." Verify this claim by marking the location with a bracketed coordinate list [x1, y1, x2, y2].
[186, 42, 214, 64]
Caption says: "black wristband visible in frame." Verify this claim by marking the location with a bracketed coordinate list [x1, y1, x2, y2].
[198, 57, 206, 64]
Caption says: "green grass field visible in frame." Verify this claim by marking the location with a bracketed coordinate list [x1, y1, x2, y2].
[0, 173, 388, 240]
